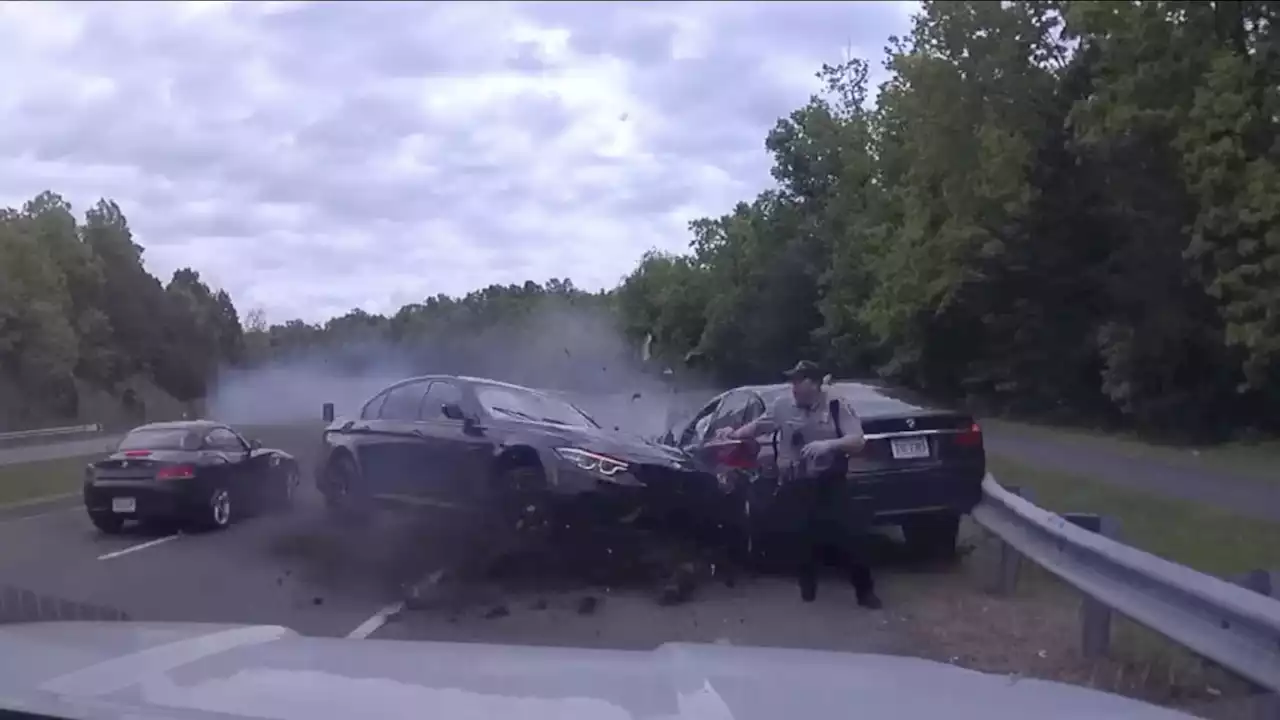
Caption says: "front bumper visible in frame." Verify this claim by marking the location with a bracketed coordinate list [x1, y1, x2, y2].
[83, 480, 202, 519]
[540, 462, 733, 530]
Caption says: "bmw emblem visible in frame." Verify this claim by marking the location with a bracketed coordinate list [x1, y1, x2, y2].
[905, 418, 916, 429]
[120, 461, 129, 469]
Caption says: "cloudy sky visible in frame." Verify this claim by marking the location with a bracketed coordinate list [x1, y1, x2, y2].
[0, 0, 916, 324]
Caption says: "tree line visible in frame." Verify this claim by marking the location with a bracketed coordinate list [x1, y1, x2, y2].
[618, 0, 1280, 441]
[4, 1, 1278, 441]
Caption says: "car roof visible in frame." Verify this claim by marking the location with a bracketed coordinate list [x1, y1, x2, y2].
[732, 380, 938, 415]
[130, 420, 223, 432]
[377, 374, 553, 396]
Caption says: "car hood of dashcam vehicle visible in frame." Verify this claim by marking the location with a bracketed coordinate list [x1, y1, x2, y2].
[0, 621, 1198, 720]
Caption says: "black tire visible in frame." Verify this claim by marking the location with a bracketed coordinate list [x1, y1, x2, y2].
[89, 512, 125, 535]
[191, 485, 233, 531]
[324, 453, 369, 525]
[902, 512, 961, 561]
[495, 464, 552, 538]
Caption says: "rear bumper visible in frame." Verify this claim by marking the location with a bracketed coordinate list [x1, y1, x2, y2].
[749, 465, 984, 532]
[852, 465, 984, 523]
[83, 480, 203, 519]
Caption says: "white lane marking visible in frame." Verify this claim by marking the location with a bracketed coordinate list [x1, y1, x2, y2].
[346, 601, 405, 640]
[97, 533, 181, 560]
[346, 567, 444, 640]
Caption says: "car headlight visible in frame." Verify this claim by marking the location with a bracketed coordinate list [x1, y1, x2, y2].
[555, 447, 630, 479]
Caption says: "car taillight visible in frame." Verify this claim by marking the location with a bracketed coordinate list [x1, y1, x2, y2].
[713, 438, 760, 469]
[953, 422, 983, 447]
[156, 464, 196, 481]
[124, 450, 152, 457]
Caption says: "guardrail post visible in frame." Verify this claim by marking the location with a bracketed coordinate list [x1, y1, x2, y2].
[989, 486, 1032, 596]
[1062, 512, 1121, 659]
[322, 403, 335, 423]
[1233, 570, 1280, 719]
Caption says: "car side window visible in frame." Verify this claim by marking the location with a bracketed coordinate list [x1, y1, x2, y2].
[206, 428, 245, 452]
[419, 381, 463, 420]
[704, 391, 750, 441]
[742, 394, 767, 425]
[379, 381, 430, 421]
[678, 397, 723, 447]
[361, 391, 390, 420]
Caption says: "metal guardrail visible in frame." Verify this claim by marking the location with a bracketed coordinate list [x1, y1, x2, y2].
[0, 424, 102, 443]
[974, 473, 1280, 694]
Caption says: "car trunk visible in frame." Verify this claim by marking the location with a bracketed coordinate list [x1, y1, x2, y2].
[853, 411, 982, 473]
[91, 450, 194, 482]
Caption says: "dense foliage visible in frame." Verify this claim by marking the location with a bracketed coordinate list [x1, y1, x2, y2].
[619, 0, 1280, 440]
[0, 193, 243, 429]
[4, 1, 1279, 440]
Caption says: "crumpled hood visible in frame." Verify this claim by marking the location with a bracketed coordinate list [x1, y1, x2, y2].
[0, 621, 1195, 720]
[508, 420, 696, 469]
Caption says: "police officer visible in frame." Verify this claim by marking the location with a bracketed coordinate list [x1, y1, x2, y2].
[718, 361, 882, 608]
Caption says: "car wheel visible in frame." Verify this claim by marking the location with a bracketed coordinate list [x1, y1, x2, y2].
[193, 486, 233, 531]
[902, 512, 961, 561]
[324, 454, 369, 526]
[497, 465, 551, 539]
[89, 512, 125, 535]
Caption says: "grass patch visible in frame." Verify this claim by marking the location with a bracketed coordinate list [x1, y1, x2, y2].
[987, 454, 1280, 577]
[982, 418, 1280, 487]
[0, 455, 97, 506]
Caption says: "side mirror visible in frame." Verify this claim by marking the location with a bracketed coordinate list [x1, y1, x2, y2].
[249, 438, 263, 450]
[442, 402, 466, 421]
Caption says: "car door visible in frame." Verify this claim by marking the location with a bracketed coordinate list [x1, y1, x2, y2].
[363, 380, 433, 498]
[204, 427, 265, 503]
[413, 380, 489, 506]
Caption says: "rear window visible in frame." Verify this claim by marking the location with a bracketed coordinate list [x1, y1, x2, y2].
[117, 428, 201, 451]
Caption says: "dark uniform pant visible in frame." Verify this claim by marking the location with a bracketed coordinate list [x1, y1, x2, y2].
[770, 468, 875, 598]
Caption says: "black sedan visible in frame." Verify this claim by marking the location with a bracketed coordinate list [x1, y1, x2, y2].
[658, 380, 986, 559]
[315, 375, 729, 540]
[83, 421, 300, 534]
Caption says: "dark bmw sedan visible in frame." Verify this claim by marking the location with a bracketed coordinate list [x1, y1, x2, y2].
[83, 421, 300, 534]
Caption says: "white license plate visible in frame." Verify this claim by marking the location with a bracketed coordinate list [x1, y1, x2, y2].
[890, 437, 931, 460]
[111, 497, 137, 514]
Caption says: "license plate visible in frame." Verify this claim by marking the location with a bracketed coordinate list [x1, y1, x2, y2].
[890, 437, 931, 460]
[111, 497, 137, 514]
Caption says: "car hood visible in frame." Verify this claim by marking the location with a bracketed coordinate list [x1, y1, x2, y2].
[506, 421, 696, 469]
[0, 622, 1196, 720]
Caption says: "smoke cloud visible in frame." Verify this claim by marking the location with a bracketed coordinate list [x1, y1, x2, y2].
[207, 301, 719, 438]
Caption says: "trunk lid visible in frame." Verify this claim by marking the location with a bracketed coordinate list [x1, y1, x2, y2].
[91, 450, 195, 482]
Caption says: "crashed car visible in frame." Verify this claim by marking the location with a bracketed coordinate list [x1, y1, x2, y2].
[658, 380, 985, 559]
[315, 375, 736, 546]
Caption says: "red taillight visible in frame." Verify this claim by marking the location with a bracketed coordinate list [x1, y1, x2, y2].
[954, 422, 983, 447]
[124, 450, 152, 457]
[712, 438, 759, 469]
[156, 464, 196, 481]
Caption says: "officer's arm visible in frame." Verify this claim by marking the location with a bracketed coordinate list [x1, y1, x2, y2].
[831, 402, 866, 452]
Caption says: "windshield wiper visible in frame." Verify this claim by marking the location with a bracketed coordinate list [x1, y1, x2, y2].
[491, 406, 539, 422]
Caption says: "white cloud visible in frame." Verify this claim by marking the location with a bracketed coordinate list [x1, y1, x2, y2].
[0, 0, 917, 324]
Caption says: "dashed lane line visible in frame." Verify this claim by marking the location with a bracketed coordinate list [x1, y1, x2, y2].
[97, 534, 181, 561]
[346, 567, 446, 640]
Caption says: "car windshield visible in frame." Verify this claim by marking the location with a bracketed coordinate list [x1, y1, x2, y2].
[116, 428, 200, 451]
[474, 385, 598, 429]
